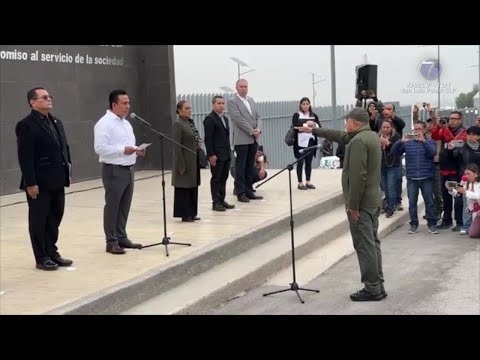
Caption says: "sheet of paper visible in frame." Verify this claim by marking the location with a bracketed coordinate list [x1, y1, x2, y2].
[136, 143, 152, 150]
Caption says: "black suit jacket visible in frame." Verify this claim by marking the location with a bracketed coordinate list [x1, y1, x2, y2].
[16, 110, 72, 191]
[203, 111, 231, 162]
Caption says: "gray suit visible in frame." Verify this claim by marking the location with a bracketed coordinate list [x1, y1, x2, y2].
[227, 94, 261, 197]
[228, 94, 261, 145]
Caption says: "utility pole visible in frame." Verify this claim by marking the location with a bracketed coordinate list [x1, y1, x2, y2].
[330, 45, 337, 125]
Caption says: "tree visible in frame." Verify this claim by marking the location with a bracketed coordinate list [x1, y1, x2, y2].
[455, 89, 479, 109]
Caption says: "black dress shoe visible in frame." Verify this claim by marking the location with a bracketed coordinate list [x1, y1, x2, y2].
[222, 202, 235, 209]
[182, 217, 194, 222]
[192, 216, 201, 221]
[118, 239, 142, 249]
[212, 204, 226, 211]
[350, 289, 384, 302]
[51, 256, 73, 267]
[106, 242, 126, 254]
[238, 194, 250, 202]
[246, 194, 263, 200]
[36, 260, 59, 271]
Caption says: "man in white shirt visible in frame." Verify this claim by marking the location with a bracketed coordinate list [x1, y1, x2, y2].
[94, 89, 146, 254]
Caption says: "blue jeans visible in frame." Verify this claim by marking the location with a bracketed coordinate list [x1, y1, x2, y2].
[462, 195, 472, 232]
[407, 178, 435, 226]
[381, 166, 401, 211]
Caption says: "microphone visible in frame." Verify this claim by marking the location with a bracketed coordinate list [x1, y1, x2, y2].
[130, 113, 152, 127]
[299, 144, 323, 154]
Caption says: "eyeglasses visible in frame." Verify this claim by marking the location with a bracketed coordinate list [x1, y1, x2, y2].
[34, 95, 53, 100]
[449, 117, 460, 120]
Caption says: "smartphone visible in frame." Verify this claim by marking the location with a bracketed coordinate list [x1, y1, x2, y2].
[405, 133, 417, 140]
[451, 140, 464, 148]
[447, 181, 458, 188]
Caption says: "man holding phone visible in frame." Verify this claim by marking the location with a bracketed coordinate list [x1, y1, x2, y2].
[391, 121, 438, 234]
[432, 111, 467, 231]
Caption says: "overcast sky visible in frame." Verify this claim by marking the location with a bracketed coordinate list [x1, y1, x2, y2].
[174, 45, 479, 108]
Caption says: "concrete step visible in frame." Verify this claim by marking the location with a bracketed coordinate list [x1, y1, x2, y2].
[123, 205, 350, 314]
[51, 187, 345, 314]
[124, 188, 422, 315]
[266, 201, 426, 288]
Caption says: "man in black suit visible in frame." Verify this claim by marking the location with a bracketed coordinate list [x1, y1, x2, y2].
[15, 87, 73, 271]
[203, 95, 236, 211]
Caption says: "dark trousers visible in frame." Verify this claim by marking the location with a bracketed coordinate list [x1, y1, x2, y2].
[441, 174, 463, 225]
[396, 167, 403, 205]
[296, 149, 314, 183]
[210, 158, 230, 205]
[433, 163, 443, 218]
[102, 164, 134, 242]
[26, 188, 65, 263]
[381, 166, 402, 211]
[234, 143, 257, 197]
[407, 178, 435, 226]
[174, 187, 198, 218]
[348, 207, 384, 295]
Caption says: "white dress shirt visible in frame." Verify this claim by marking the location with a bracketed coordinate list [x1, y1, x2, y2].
[237, 93, 252, 116]
[94, 110, 137, 166]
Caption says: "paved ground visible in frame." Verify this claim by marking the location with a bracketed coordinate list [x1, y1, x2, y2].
[0, 169, 342, 314]
[209, 224, 480, 315]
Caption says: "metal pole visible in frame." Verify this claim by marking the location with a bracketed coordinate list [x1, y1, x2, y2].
[330, 45, 337, 125]
[437, 45, 441, 110]
[312, 73, 316, 108]
[237, 63, 240, 80]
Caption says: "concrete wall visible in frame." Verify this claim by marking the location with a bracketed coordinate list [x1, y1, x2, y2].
[0, 45, 176, 195]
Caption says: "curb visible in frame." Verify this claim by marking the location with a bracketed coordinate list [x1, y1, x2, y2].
[175, 201, 425, 314]
[45, 190, 344, 314]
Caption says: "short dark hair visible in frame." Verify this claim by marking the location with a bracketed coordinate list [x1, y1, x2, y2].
[212, 95, 224, 104]
[415, 120, 427, 129]
[450, 111, 463, 119]
[109, 89, 127, 109]
[27, 87, 45, 107]
[466, 126, 480, 135]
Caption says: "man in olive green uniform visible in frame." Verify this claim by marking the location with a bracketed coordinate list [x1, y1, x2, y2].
[301, 108, 386, 301]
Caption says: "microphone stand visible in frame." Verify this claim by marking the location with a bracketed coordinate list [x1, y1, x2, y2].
[133, 116, 195, 257]
[255, 146, 320, 304]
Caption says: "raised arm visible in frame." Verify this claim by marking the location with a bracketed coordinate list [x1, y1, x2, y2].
[312, 128, 351, 145]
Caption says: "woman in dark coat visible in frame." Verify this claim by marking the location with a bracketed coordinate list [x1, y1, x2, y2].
[292, 97, 321, 190]
[172, 100, 202, 222]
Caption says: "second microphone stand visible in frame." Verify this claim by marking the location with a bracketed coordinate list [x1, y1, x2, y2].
[133, 116, 195, 257]
[255, 145, 320, 304]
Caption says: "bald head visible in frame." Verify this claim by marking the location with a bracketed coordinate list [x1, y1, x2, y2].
[236, 79, 248, 98]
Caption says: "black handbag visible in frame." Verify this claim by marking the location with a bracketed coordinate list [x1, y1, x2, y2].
[285, 126, 295, 146]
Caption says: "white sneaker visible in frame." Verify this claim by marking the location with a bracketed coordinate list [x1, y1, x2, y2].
[459, 230, 467, 235]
